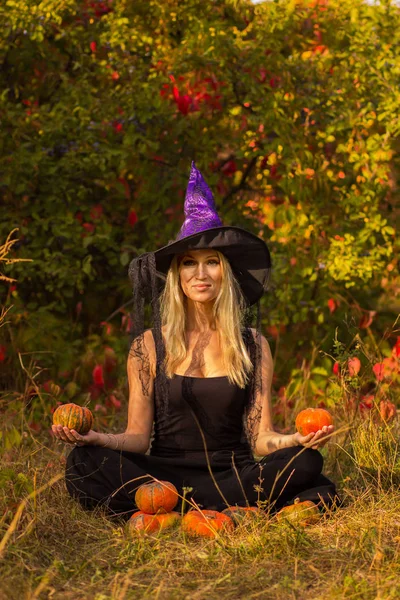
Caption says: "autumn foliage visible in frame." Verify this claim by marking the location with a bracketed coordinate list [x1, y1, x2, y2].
[0, 0, 398, 429]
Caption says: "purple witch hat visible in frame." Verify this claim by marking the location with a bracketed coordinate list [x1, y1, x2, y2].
[134, 161, 271, 306]
[177, 162, 222, 239]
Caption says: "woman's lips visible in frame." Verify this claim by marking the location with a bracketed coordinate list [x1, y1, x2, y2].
[193, 284, 211, 290]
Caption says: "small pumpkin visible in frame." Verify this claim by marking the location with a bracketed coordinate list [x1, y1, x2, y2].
[135, 481, 179, 514]
[128, 511, 161, 534]
[182, 510, 234, 538]
[295, 408, 333, 436]
[53, 403, 93, 434]
[154, 511, 181, 531]
[222, 506, 264, 526]
[276, 498, 320, 527]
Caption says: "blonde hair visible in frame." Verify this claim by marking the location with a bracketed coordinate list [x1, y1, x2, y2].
[160, 251, 253, 387]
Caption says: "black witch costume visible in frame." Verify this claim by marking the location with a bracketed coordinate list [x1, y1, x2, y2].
[66, 162, 339, 519]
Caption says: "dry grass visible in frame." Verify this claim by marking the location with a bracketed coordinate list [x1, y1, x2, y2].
[0, 229, 32, 286]
[1, 425, 400, 600]
[0, 228, 33, 335]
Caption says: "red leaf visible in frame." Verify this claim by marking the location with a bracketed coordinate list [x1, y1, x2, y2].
[42, 380, 53, 393]
[113, 122, 123, 133]
[332, 362, 340, 376]
[372, 363, 385, 381]
[103, 346, 117, 372]
[90, 41, 97, 53]
[92, 364, 105, 386]
[82, 222, 95, 233]
[90, 204, 103, 220]
[100, 321, 113, 336]
[359, 310, 376, 329]
[269, 76, 281, 88]
[159, 83, 170, 98]
[266, 324, 286, 339]
[327, 298, 337, 313]
[221, 160, 237, 176]
[269, 164, 281, 180]
[258, 67, 268, 83]
[172, 85, 180, 101]
[371, 357, 397, 382]
[121, 314, 133, 333]
[348, 357, 361, 377]
[359, 394, 374, 412]
[111, 71, 120, 81]
[0, 345, 6, 362]
[106, 394, 121, 410]
[312, 44, 328, 55]
[379, 400, 396, 422]
[128, 209, 138, 227]
[176, 94, 191, 115]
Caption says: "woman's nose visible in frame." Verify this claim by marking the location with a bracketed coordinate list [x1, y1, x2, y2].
[195, 263, 207, 278]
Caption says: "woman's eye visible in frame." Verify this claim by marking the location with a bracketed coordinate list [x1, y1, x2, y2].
[182, 259, 219, 266]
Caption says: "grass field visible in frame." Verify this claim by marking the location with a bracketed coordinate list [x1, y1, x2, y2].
[1, 417, 400, 600]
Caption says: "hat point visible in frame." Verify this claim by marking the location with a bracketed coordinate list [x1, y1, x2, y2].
[177, 161, 222, 240]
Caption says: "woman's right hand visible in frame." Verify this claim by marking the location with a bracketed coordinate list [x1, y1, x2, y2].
[52, 424, 99, 447]
[292, 425, 335, 450]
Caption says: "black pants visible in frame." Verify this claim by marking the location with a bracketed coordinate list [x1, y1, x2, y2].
[65, 445, 340, 520]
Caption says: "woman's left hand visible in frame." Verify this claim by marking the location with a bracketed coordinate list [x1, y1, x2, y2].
[293, 425, 335, 450]
[52, 424, 99, 447]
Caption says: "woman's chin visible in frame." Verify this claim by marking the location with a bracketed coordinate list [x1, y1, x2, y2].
[188, 291, 216, 303]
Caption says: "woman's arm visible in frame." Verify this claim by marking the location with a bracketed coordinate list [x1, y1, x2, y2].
[52, 330, 155, 453]
[248, 333, 333, 456]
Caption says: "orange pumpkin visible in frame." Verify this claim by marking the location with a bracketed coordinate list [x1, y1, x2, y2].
[52, 403, 93, 434]
[222, 506, 265, 526]
[128, 511, 161, 534]
[135, 481, 179, 514]
[276, 498, 320, 527]
[295, 408, 333, 436]
[182, 510, 234, 538]
[154, 511, 181, 531]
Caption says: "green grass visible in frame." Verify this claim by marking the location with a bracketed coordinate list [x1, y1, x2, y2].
[1, 421, 400, 600]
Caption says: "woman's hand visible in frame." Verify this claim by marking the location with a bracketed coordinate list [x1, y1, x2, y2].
[52, 425, 99, 447]
[293, 425, 335, 450]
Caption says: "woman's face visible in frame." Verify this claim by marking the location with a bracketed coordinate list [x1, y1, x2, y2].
[178, 249, 222, 303]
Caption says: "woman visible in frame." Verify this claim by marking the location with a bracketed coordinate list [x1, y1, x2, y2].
[53, 162, 338, 519]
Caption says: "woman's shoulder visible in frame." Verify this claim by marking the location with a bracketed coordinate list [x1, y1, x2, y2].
[129, 329, 157, 367]
[243, 327, 271, 351]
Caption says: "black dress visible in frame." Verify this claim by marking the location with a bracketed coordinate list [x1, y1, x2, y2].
[66, 372, 339, 520]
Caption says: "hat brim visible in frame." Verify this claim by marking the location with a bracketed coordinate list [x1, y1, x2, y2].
[154, 226, 271, 306]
